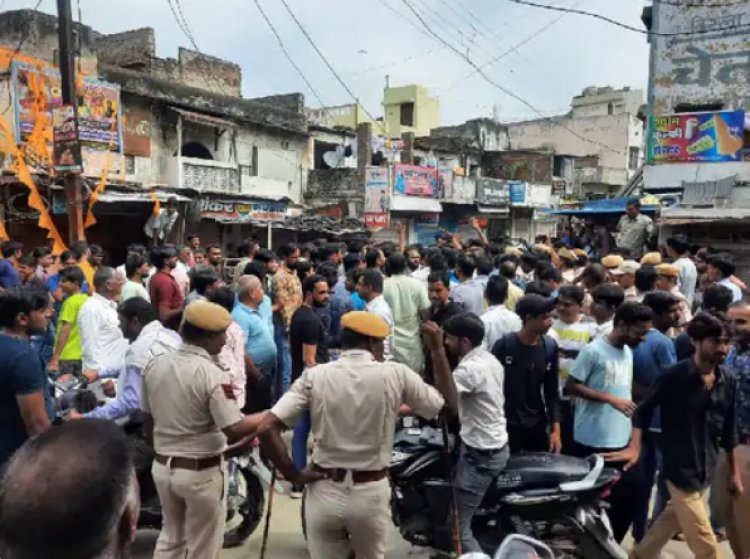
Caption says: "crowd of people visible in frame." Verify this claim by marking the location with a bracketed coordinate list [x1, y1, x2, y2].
[0, 199, 749, 559]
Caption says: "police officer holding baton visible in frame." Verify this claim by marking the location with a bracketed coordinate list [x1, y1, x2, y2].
[258, 311, 458, 559]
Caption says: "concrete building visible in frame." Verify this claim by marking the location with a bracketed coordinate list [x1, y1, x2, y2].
[643, 0, 750, 282]
[0, 10, 310, 258]
[507, 86, 645, 197]
[306, 83, 440, 139]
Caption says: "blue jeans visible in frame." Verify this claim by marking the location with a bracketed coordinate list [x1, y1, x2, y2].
[292, 411, 311, 473]
[455, 443, 509, 553]
[274, 322, 291, 398]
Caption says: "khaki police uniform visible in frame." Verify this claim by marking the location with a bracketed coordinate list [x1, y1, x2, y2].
[271, 312, 445, 559]
[141, 302, 243, 559]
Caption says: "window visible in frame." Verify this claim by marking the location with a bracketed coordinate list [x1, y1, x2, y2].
[628, 147, 640, 170]
[607, 102, 614, 115]
[400, 102, 414, 127]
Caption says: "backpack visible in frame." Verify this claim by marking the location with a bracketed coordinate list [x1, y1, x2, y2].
[492, 333, 557, 372]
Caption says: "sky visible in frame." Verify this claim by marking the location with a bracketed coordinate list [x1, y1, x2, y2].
[5, 0, 652, 126]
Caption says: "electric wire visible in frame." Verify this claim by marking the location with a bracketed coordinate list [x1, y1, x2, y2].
[276, 0, 388, 134]
[507, 0, 750, 36]
[251, 0, 327, 108]
[399, 0, 628, 155]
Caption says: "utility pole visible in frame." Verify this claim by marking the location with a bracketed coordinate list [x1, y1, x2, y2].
[57, 0, 84, 243]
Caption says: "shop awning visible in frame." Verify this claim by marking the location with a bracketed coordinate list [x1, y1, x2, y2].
[91, 190, 192, 204]
[390, 196, 442, 213]
[476, 205, 509, 215]
[550, 196, 660, 215]
[660, 207, 750, 225]
[171, 106, 238, 129]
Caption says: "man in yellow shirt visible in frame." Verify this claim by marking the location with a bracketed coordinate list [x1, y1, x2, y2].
[48, 266, 88, 378]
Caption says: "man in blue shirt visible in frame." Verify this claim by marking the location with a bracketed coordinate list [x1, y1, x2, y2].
[631, 291, 679, 541]
[0, 288, 52, 470]
[566, 301, 653, 543]
[0, 241, 22, 289]
[233, 275, 277, 408]
[717, 301, 750, 559]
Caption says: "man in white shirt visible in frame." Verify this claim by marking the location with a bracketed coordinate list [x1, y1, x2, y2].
[666, 236, 697, 308]
[121, 254, 150, 303]
[76, 297, 180, 422]
[481, 276, 522, 350]
[78, 267, 129, 382]
[708, 253, 743, 304]
[589, 284, 625, 340]
[438, 312, 509, 553]
[357, 269, 395, 361]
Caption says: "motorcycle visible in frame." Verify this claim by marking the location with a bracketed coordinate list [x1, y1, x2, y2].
[390, 424, 626, 559]
[52, 375, 268, 549]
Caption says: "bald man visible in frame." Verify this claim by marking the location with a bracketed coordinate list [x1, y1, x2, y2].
[0, 419, 139, 558]
[232, 275, 277, 410]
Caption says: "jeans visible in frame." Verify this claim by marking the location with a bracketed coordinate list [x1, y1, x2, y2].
[292, 411, 312, 472]
[274, 321, 291, 397]
[632, 430, 659, 542]
[454, 443, 510, 553]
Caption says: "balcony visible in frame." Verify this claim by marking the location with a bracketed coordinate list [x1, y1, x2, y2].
[168, 156, 240, 193]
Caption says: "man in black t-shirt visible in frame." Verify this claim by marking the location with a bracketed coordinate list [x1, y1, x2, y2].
[289, 274, 330, 497]
[492, 294, 561, 454]
[421, 271, 463, 383]
[0, 288, 53, 470]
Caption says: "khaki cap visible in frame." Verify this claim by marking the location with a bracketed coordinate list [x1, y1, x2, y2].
[655, 263, 679, 278]
[183, 301, 232, 332]
[601, 254, 624, 269]
[557, 248, 576, 261]
[504, 246, 523, 257]
[341, 311, 389, 339]
[532, 243, 553, 255]
[572, 248, 588, 258]
[611, 260, 641, 276]
[640, 252, 663, 266]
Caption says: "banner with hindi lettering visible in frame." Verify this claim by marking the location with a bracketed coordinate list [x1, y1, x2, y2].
[647, 110, 745, 164]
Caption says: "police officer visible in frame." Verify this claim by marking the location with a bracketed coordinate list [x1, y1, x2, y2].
[258, 311, 458, 559]
[141, 300, 263, 559]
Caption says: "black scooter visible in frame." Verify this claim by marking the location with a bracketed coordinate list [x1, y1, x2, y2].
[390, 424, 627, 559]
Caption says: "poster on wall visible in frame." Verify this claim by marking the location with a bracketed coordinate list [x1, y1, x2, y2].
[508, 181, 526, 204]
[439, 167, 454, 199]
[52, 105, 82, 174]
[12, 62, 122, 147]
[364, 166, 390, 212]
[123, 107, 152, 157]
[477, 178, 510, 205]
[647, 110, 745, 164]
[365, 213, 390, 229]
[393, 164, 439, 197]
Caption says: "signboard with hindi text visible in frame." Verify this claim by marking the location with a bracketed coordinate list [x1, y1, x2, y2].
[393, 164, 439, 197]
[647, 110, 745, 164]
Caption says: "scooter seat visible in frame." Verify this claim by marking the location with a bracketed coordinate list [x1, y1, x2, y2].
[494, 452, 593, 491]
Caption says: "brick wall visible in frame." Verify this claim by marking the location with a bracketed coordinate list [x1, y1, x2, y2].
[94, 28, 155, 70]
[305, 168, 363, 216]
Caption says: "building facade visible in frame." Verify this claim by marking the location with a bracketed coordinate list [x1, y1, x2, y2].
[0, 11, 309, 258]
[507, 86, 645, 197]
[643, 0, 750, 282]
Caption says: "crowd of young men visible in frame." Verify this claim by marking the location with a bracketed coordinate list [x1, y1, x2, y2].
[0, 217, 749, 559]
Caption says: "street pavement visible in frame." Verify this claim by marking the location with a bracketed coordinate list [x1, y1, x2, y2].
[131, 489, 732, 559]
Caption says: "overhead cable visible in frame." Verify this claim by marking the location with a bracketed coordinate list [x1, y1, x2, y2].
[507, 0, 750, 36]
[399, 0, 627, 155]
[276, 0, 387, 133]
[251, 0, 327, 108]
